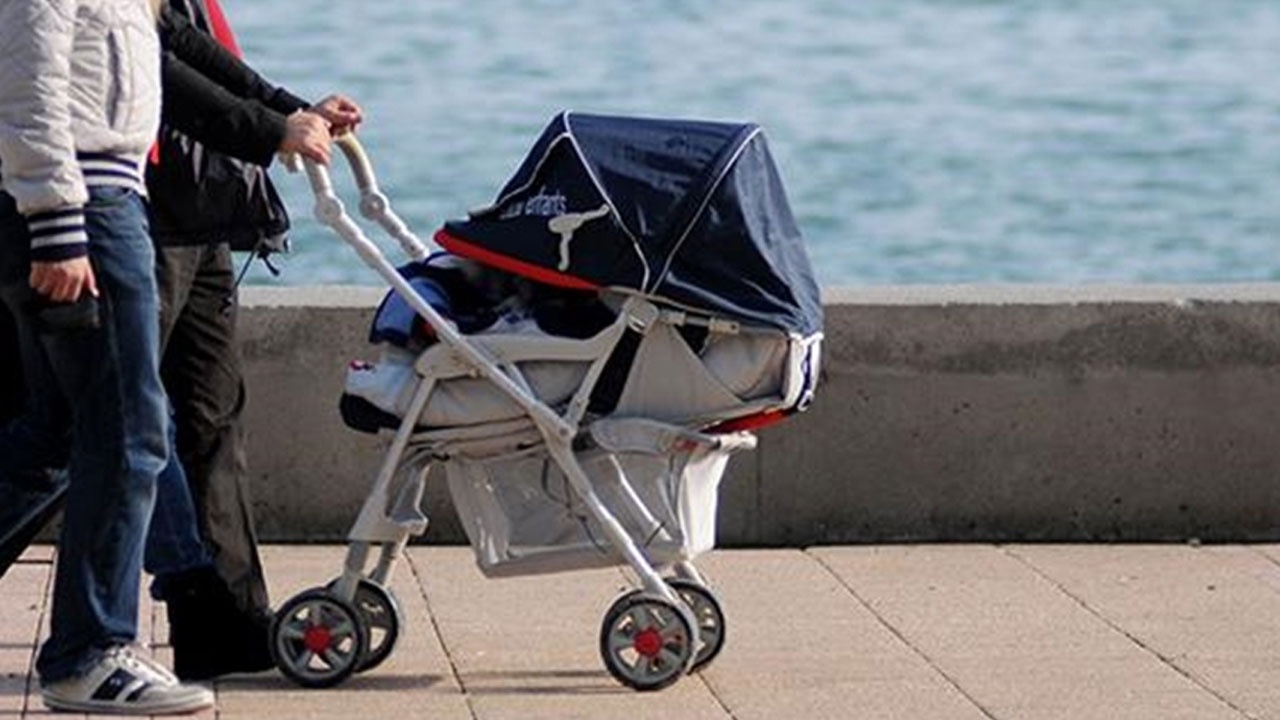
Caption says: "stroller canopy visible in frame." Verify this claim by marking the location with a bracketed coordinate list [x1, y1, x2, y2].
[437, 111, 822, 335]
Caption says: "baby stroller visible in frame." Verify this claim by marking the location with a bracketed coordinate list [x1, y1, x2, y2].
[272, 111, 823, 691]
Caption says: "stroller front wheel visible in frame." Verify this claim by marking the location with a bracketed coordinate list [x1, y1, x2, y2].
[599, 593, 696, 691]
[326, 577, 403, 673]
[270, 588, 369, 688]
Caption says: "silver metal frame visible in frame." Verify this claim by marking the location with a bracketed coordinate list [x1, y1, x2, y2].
[296, 136, 688, 611]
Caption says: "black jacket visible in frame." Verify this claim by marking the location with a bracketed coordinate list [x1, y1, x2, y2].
[150, 1, 310, 249]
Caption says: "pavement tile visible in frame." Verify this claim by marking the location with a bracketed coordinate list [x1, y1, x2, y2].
[694, 550, 989, 720]
[214, 545, 471, 719]
[0, 648, 34, 717]
[0, 566, 47, 647]
[3, 544, 1277, 719]
[407, 546, 729, 720]
[812, 545, 1246, 720]
[1010, 543, 1280, 719]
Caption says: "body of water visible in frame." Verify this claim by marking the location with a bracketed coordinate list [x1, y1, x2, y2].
[227, 0, 1280, 287]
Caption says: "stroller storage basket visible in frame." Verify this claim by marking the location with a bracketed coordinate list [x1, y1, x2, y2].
[447, 419, 754, 578]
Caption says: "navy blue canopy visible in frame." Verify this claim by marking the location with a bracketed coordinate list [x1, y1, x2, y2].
[437, 111, 822, 335]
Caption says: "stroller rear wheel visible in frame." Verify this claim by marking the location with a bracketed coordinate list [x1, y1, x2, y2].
[611, 579, 726, 673]
[326, 578, 403, 673]
[270, 588, 368, 688]
[665, 579, 725, 671]
[599, 593, 696, 691]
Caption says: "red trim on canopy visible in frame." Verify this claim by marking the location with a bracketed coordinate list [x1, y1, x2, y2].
[704, 409, 790, 434]
[434, 229, 601, 291]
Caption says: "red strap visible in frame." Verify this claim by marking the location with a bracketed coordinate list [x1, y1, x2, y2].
[152, 0, 243, 165]
[202, 0, 242, 57]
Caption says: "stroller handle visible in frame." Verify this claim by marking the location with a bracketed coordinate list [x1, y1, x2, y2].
[294, 133, 431, 262]
[290, 134, 578, 444]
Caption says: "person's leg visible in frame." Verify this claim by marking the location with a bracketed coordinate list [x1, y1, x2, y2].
[159, 242, 268, 615]
[0, 411, 67, 577]
[16, 187, 167, 682]
[146, 243, 212, 586]
[142, 245, 216, 586]
[155, 242, 272, 678]
[0, 273, 73, 476]
[144, 417, 214, 586]
[0, 303, 23, 423]
[0, 213, 71, 579]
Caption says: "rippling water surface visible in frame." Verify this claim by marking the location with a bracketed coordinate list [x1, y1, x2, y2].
[227, 0, 1280, 287]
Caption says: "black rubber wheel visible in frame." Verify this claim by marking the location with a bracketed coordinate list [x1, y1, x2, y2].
[666, 579, 726, 671]
[270, 588, 368, 688]
[599, 592, 695, 691]
[326, 578, 403, 672]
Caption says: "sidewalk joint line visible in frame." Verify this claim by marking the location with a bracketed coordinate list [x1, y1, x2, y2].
[680, 567, 739, 720]
[23, 551, 57, 717]
[1248, 545, 1280, 575]
[807, 549, 1000, 720]
[1001, 546, 1253, 720]
[1228, 546, 1280, 604]
[406, 551, 480, 720]
[697, 672, 739, 719]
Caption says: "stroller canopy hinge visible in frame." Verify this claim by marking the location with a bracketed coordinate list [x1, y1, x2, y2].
[658, 310, 740, 335]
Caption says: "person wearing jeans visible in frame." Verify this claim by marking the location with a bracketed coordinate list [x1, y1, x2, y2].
[0, 189, 213, 713]
[0, 0, 213, 713]
[0, 187, 166, 674]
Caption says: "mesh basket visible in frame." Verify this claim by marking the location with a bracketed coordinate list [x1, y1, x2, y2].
[445, 422, 744, 577]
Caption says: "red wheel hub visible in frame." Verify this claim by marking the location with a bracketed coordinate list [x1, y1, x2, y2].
[304, 624, 333, 653]
[633, 628, 663, 658]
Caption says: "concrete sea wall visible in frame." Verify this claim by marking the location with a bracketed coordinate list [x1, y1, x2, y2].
[240, 284, 1280, 545]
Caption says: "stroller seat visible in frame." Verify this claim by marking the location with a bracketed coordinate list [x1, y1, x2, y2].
[341, 285, 818, 435]
[340, 336, 592, 432]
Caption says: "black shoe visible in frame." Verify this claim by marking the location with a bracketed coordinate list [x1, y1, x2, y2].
[0, 469, 67, 579]
[163, 566, 276, 680]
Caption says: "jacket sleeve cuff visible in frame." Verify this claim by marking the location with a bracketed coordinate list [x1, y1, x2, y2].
[270, 87, 311, 116]
[27, 207, 89, 261]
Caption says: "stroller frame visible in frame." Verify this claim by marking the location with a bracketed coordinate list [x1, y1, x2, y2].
[271, 135, 755, 690]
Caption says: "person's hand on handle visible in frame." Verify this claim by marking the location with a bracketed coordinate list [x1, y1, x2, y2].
[309, 94, 364, 136]
[30, 257, 98, 303]
[280, 110, 333, 164]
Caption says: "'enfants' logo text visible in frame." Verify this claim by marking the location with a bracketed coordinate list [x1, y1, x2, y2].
[500, 186, 567, 220]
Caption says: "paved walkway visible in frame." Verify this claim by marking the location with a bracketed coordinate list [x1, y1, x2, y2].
[3, 543, 1280, 719]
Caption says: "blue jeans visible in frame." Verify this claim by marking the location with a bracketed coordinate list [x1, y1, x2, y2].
[0, 187, 195, 682]
[145, 416, 214, 591]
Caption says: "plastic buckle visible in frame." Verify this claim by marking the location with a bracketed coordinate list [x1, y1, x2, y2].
[625, 300, 660, 334]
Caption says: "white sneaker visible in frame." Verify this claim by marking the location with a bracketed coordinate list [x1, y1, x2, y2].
[42, 645, 214, 715]
[123, 645, 181, 685]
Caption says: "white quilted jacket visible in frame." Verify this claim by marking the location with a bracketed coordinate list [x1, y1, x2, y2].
[0, 0, 160, 224]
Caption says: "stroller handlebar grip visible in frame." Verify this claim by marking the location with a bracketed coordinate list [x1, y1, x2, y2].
[334, 133, 376, 194]
[297, 133, 430, 262]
